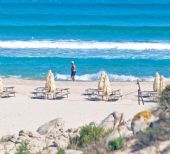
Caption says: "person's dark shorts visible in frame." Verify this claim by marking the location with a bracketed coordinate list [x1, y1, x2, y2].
[71, 71, 76, 77]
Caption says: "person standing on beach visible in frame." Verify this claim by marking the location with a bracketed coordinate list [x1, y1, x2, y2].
[71, 61, 76, 81]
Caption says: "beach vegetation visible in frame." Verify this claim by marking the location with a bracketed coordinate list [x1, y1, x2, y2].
[77, 125, 105, 146]
[108, 137, 125, 151]
[15, 140, 31, 154]
[160, 85, 170, 109]
[57, 148, 65, 154]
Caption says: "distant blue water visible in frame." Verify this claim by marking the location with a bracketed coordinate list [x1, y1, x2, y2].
[0, 0, 170, 81]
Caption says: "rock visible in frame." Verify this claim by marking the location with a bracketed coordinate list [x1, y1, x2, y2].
[99, 112, 125, 130]
[131, 111, 158, 134]
[0, 142, 16, 154]
[89, 121, 98, 126]
[1, 134, 17, 143]
[43, 147, 58, 154]
[104, 125, 133, 146]
[66, 128, 80, 139]
[65, 149, 83, 154]
[37, 118, 64, 135]
[40, 118, 70, 149]
[159, 110, 170, 121]
[133, 145, 159, 154]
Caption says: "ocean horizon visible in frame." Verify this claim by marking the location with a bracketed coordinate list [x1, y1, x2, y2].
[0, 0, 170, 81]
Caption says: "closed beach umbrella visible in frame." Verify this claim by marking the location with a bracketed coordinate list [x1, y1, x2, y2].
[160, 76, 166, 92]
[45, 70, 56, 93]
[153, 72, 160, 92]
[98, 72, 105, 90]
[0, 78, 3, 93]
[103, 73, 112, 96]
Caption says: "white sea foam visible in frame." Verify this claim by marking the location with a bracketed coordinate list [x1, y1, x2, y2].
[0, 40, 170, 50]
[55, 72, 154, 81]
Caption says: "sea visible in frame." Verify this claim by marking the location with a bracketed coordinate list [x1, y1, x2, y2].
[0, 0, 170, 81]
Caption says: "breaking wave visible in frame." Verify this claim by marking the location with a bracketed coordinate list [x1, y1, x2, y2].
[55, 72, 154, 81]
[0, 40, 170, 50]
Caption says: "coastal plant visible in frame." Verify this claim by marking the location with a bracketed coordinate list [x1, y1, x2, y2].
[69, 135, 80, 149]
[15, 140, 31, 154]
[57, 148, 65, 154]
[78, 125, 105, 146]
[108, 137, 125, 151]
[160, 85, 170, 109]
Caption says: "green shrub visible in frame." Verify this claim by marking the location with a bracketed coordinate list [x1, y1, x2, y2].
[108, 137, 125, 151]
[77, 125, 105, 146]
[69, 136, 80, 149]
[57, 148, 65, 154]
[161, 85, 170, 109]
[15, 140, 31, 154]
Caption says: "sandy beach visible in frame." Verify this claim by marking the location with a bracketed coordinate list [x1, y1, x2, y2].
[0, 78, 158, 137]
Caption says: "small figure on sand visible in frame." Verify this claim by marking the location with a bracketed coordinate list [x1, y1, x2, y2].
[71, 61, 76, 81]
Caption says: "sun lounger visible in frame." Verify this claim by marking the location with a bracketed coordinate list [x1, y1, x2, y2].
[85, 88, 98, 95]
[107, 89, 122, 101]
[141, 91, 160, 102]
[32, 91, 46, 99]
[35, 87, 47, 92]
[32, 87, 70, 100]
[0, 86, 16, 98]
[54, 88, 70, 99]
[86, 88, 121, 101]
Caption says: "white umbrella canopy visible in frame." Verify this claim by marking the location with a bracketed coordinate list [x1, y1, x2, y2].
[103, 73, 112, 96]
[153, 72, 161, 92]
[45, 70, 56, 93]
[0, 78, 3, 93]
[98, 72, 106, 90]
[160, 76, 166, 92]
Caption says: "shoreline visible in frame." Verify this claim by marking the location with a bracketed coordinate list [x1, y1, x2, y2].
[0, 78, 157, 137]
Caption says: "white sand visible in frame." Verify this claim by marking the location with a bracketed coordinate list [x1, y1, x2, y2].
[0, 78, 157, 137]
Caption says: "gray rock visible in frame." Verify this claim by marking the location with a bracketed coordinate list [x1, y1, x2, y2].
[1, 134, 16, 143]
[99, 112, 125, 130]
[43, 147, 58, 154]
[159, 110, 170, 121]
[38, 118, 70, 149]
[133, 145, 159, 154]
[37, 118, 64, 135]
[65, 149, 83, 154]
[104, 125, 133, 146]
[131, 111, 158, 134]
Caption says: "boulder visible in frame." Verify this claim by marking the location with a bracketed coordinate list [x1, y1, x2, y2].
[104, 125, 133, 146]
[1, 134, 17, 143]
[37, 118, 64, 135]
[65, 149, 83, 154]
[41, 118, 69, 149]
[133, 145, 159, 154]
[131, 111, 158, 134]
[42, 147, 58, 154]
[66, 128, 80, 139]
[99, 112, 125, 130]
[159, 109, 170, 121]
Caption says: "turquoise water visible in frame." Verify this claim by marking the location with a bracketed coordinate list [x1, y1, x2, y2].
[0, 0, 170, 81]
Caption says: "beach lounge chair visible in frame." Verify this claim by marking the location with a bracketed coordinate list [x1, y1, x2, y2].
[85, 72, 121, 101]
[32, 87, 70, 100]
[86, 88, 122, 101]
[141, 91, 160, 102]
[87, 89, 105, 101]
[108, 89, 122, 101]
[137, 80, 160, 104]
[53, 88, 70, 99]
[0, 86, 16, 98]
